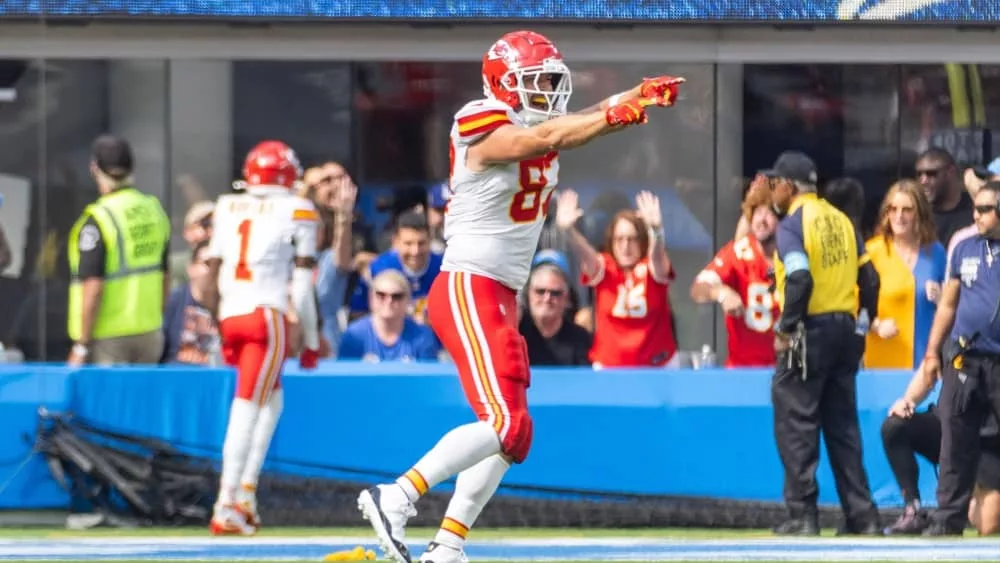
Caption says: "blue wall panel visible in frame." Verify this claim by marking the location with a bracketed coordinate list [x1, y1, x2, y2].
[0, 362, 938, 512]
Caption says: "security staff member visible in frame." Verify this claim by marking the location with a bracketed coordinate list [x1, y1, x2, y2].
[766, 151, 882, 536]
[67, 135, 171, 366]
[923, 181, 1000, 536]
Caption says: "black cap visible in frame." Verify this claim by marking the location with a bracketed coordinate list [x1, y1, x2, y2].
[761, 150, 818, 185]
[91, 134, 134, 180]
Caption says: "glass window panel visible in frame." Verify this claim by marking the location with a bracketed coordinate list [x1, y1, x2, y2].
[0, 58, 44, 359]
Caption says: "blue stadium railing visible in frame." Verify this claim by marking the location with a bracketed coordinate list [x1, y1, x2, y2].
[0, 362, 938, 512]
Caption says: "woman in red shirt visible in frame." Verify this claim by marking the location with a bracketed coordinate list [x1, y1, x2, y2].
[555, 189, 677, 367]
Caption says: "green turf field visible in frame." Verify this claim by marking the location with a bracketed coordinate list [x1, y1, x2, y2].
[0, 526, 993, 562]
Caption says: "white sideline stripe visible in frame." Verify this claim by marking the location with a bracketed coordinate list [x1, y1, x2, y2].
[0, 535, 998, 546]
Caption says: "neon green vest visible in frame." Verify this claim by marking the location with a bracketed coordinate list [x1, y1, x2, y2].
[67, 188, 170, 341]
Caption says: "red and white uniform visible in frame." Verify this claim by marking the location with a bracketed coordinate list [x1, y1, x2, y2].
[207, 188, 318, 403]
[583, 254, 677, 367]
[427, 99, 558, 464]
[426, 29, 572, 465]
[441, 98, 559, 290]
[695, 235, 778, 367]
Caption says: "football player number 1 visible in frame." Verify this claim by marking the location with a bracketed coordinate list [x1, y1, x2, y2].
[235, 219, 253, 281]
[510, 154, 556, 223]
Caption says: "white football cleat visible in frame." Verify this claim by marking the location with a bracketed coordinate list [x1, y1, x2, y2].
[419, 541, 469, 563]
[358, 484, 417, 563]
[208, 504, 256, 536]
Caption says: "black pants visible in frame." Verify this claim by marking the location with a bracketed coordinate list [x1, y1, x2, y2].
[771, 313, 878, 526]
[881, 409, 941, 504]
[933, 352, 1000, 530]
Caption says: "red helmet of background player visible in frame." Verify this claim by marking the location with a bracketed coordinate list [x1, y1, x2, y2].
[241, 140, 303, 189]
[481, 30, 573, 125]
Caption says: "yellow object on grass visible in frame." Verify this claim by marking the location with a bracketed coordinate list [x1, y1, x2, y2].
[322, 545, 377, 561]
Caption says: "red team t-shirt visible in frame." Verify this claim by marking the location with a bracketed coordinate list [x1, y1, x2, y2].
[582, 253, 677, 367]
[696, 235, 778, 367]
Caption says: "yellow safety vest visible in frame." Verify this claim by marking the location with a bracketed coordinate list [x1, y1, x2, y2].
[67, 187, 170, 341]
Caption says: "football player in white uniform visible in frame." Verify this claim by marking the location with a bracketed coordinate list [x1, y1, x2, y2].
[357, 30, 684, 563]
[204, 140, 321, 535]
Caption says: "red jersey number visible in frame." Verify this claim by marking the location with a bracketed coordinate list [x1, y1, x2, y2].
[510, 153, 556, 223]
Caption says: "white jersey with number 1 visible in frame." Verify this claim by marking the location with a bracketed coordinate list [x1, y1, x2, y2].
[206, 187, 318, 322]
[442, 98, 560, 291]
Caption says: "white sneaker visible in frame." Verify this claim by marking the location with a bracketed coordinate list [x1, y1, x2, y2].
[357, 485, 417, 563]
[419, 542, 468, 563]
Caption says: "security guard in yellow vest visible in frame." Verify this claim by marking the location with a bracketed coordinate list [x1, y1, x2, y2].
[764, 151, 882, 536]
[67, 135, 171, 366]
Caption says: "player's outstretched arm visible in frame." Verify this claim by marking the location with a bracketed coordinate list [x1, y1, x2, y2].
[471, 97, 659, 166]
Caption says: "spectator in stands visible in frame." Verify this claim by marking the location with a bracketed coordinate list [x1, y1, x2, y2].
[426, 181, 448, 254]
[915, 148, 973, 244]
[691, 183, 779, 368]
[338, 270, 440, 362]
[315, 177, 357, 356]
[162, 240, 220, 365]
[555, 189, 677, 368]
[66, 135, 172, 366]
[863, 180, 946, 370]
[348, 210, 442, 324]
[302, 161, 378, 300]
[519, 251, 591, 366]
[169, 201, 214, 290]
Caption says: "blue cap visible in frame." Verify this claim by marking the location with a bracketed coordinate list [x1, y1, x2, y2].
[428, 181, 450, 209]
[531, 249, 570, 276]
[988, 157, 1000, 176]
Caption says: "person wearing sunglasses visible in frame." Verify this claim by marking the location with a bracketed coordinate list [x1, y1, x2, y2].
[518, 253, 591, 366]
[338, 269, 440, 363]
[921, 181, 1000, 536]
[915, 148, 974, 245]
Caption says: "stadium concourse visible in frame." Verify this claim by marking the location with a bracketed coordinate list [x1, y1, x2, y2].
[0, 530, 998, 562]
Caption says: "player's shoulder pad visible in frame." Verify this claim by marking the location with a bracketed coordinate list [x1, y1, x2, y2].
[288, 195, 319, 223]
[452, 98, 516, 144]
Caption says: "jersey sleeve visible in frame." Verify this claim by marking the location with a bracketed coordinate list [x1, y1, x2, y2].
[695, 242, 736, 287]
[776, 210, 809, 276]
[291, 198, 319, 260]
[452, 99, 514, 147]
[76, 216, 107, 279]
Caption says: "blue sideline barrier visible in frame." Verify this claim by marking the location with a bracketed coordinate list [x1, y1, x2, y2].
[0, 362, 938, 512]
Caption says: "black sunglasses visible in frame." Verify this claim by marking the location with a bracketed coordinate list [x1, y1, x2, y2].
[974, 204, 997, 215]
[374, 290, 406, 302]
[531, 287, 565, 298]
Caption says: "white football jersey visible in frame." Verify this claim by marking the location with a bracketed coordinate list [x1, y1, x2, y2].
[206, 187, 318, 321]
[442, 98, 560, 290]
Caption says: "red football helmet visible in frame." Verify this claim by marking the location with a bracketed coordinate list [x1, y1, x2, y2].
[482, 30, 572, 125]
[238, 140, 303, 190]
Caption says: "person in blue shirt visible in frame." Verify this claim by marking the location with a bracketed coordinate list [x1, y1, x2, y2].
[922, 181, 1000, 536]
[349, 210, 443, 323]
[162, 241, 220, 365]
[339, 269, 441, 362]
